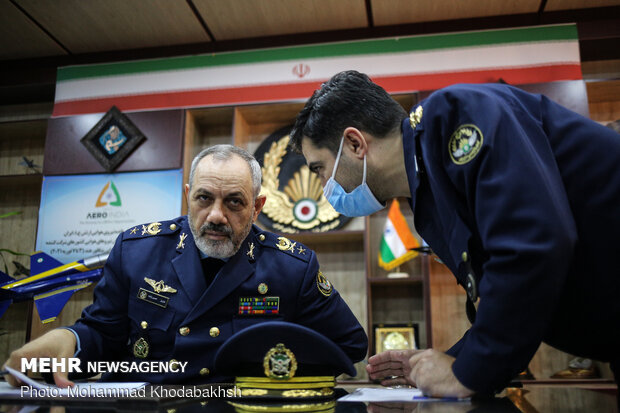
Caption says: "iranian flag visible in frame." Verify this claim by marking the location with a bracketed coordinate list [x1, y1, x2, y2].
[378, 199, 420, 271]
[53, 24, 581, 117]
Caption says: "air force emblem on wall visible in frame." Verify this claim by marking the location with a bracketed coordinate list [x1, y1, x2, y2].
[449, 124, 483, 165]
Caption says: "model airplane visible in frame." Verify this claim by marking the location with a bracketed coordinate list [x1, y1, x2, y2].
[0, 251, 108, 323]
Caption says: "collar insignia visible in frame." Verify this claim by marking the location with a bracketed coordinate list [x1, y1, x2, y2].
[177, 232, 187, 249]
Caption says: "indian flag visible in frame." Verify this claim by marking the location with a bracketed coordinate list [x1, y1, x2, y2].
[378, 199, 420, 271]
[53, 24, 581, 117]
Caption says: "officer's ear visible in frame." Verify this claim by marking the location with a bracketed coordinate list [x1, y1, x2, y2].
[184, 184, 190, 203]
[342, 127, 368, 160]
[253, 195, 267, 221]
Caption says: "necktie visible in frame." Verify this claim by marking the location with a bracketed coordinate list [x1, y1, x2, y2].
[201, 257, 224, 288]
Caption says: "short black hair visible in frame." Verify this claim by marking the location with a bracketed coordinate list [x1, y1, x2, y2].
[290, 70, 407, 154]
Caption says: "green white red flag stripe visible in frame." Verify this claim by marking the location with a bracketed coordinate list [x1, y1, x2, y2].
[53, 24, 581, 117]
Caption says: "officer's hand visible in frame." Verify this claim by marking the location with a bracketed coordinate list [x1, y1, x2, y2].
[3, 328, 77, 388]
[409, 349, 473, 398]
[367, 349, 420, 387]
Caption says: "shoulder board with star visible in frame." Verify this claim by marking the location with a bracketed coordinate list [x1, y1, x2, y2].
[125, 220, 182, 239]
[256, 232, 311, 263]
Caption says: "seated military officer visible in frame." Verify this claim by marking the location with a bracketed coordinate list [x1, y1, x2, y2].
[3, 144, 368, 387]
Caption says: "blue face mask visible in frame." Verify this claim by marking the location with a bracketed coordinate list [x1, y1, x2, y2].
[323, 137, 385, 217]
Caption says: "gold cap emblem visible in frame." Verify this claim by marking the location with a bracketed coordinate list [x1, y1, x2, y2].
[133, 337, 149, 358]
[263, 343, 297, 380]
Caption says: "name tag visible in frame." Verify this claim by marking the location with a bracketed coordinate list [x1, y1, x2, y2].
[238, 296, 279, 315]
[137, 288, 169, 308]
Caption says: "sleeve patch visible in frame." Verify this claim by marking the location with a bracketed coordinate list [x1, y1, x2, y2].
[316, 270, 333, 297]
[449, 124, 483, 165]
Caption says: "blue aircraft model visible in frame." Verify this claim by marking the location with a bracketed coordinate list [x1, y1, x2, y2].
[0, 251, 108, 323]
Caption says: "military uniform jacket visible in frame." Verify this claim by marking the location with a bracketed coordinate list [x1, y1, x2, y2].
[403, 83, 620, 394]
[70, 216, 368, 383]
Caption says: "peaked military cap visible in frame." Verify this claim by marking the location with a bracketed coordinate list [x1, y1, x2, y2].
[214, 321, 356, 400]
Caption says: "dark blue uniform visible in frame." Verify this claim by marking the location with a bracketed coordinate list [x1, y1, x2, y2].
[69, 216, 368, 383]
[403, 83, 620, 394]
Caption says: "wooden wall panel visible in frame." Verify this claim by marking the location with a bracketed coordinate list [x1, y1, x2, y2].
[587, 79, 620, 123]
[0, 302, 31, 367]
[0, 181, 41, 362]
[0, 120, 46, 176]
[0, 1, 66, 60]
[43, 109, 185, 175]
[16, 0, 210, 53]
[196, 0, 367, 40]
[545, 0, 620, 11]
[301, 237, 368, 379]
[372, 0, 539, 26]
[429, 260, 469, 351]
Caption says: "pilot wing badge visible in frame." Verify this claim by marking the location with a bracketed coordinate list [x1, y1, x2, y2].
[138, 277, 176, 308]
[144, 277, 176, 294]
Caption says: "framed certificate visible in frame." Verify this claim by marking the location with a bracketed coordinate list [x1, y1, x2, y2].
[374, 324, 417, 354]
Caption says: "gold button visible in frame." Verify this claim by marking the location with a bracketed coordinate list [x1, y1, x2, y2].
[170, 359, 179, 369]
[462, 251, 468, 262]
[209, 327, 220, 337]
[259, 234, 265, 241]
[179, 326, 190, 336]
[200, 367, 210, 376]
[169, 224, 177, 231]
[140, 321, 148, 329]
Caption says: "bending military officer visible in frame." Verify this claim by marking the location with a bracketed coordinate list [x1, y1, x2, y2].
[4, 144, 368, 386]
[290, 70, 620, 398]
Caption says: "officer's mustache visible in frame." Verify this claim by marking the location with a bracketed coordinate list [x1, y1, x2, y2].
[199, 222, 232, 238]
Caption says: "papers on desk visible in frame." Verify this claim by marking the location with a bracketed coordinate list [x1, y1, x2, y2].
[338, 387, 470, 402]
[2, 366, 147, 398]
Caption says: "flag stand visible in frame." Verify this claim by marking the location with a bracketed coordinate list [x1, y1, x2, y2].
[387, 265, 409, 279]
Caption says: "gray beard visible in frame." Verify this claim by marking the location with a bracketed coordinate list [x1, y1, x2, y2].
[188, 211, 254, 259]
